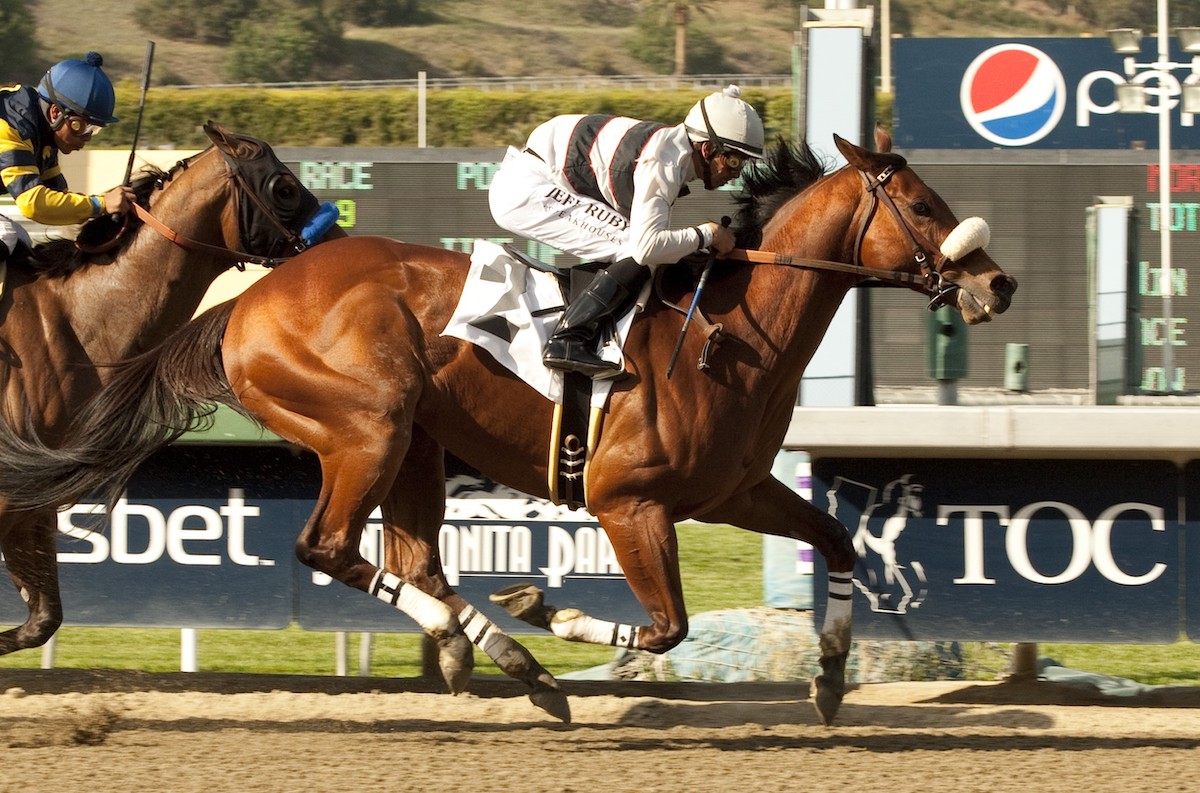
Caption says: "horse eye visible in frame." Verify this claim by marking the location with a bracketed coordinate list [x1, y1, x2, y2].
[912, 200, 931, 216]
[269, 174, 302, 209]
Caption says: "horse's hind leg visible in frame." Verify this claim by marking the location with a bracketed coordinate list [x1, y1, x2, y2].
[376, 426, 472, 691]
[0, 512, 64, 654]
[696, 475, 857, 725]
[292, 422, 567, 720]
[493, 475, 857, 724]
[380, 426, 569, 722]
[293, 436, 460, 641]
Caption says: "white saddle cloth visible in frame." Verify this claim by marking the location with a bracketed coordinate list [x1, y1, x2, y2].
[441, 240, 636, 408]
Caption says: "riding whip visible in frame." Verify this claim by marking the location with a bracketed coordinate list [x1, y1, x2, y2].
[123, 40, 156, 186]
[666, 217, 729, 378]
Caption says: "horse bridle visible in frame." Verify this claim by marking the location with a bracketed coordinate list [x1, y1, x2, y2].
[725, 161, 963, 311]
[853, 163, 960, 310]
[664, 160, 984, 373]
[128, 148, 309, 270]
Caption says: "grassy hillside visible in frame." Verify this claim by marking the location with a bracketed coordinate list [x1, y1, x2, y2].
[22, 0, 796, 86]
[19, 0, 1124, 88]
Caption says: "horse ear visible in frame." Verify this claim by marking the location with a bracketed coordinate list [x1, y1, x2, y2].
[835, 132, 907, 173]
[203, 121, 261, 160]
[874, 125, 893, 153]
[203, 121, 242, 156]
[833, 134, 871, 170]
[833, 129, 895, 158]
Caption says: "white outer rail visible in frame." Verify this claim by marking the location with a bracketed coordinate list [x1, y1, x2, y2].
[783, 406, 1200, 465]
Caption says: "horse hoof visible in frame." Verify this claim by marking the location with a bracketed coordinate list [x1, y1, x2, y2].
[490, 583, 552, 629]
[437, 633, 474, 694]
[528, 675, 571, 723]
[812, 651, 849, 726]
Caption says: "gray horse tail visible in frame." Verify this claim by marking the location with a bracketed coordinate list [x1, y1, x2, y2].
[0, 299, 243, 512]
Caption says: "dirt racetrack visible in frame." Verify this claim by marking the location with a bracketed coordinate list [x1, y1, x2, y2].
[2, 668, 1199, 793]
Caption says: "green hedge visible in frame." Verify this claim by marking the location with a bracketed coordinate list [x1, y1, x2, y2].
[104, 84, 797, 149]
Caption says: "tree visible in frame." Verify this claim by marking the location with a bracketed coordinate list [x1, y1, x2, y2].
[226, 1, 344, 82]
[625, 2, 727, 75]
[134, 0, 258, 44]
[330, 0, 430, 26]
[651, 0, 715, 77]
[0, 0, 38, 82]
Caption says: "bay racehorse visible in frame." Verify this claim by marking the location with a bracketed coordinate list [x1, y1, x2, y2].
[0, 122, 335, 663]
[0, 129, 1015, 724]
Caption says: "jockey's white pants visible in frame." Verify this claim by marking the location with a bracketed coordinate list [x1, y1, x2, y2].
[489, 146, 631, 265]
[0, 215, 33, 257]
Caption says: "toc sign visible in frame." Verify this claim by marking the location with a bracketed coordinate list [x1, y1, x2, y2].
[895, 37, 1200, 149]
[812, 457, 1181, 642]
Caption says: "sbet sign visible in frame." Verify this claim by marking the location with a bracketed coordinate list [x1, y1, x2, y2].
[57, 490, 273, 567]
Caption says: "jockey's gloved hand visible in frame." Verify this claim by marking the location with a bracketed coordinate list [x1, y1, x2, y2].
[101, 184, 136, 215]
[699, 220, 736, 255]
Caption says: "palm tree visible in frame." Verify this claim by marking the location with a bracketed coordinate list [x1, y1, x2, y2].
[645, 0, 714, 76]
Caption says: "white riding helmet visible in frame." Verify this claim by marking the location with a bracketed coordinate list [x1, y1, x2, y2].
[684, 84, 764, 159]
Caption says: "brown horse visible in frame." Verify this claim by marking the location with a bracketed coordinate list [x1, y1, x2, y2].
[0, 122, 333, 660]
[0, 129, 1015, 724]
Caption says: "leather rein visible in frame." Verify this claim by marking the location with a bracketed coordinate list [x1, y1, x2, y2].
[130, 203, 290, 271]
[723, 161, 961, 310]
[660, 161, 964, 372]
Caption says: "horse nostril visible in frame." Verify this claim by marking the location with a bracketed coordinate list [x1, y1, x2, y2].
[992, 274, 1018, 298]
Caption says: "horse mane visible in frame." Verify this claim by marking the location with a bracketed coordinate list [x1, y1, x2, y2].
[20, 164, 172, 279]
[732, 136, 831, 250]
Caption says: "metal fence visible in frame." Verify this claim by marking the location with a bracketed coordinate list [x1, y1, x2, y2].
[170, 73, 792, 92]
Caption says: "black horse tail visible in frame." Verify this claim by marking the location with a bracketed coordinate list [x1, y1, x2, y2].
[0, 299, 245, 512]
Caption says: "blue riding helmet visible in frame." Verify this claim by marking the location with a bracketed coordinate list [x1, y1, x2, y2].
[38, 51, 119, 126]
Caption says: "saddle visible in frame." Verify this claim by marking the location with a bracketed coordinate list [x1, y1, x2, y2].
[502, 243, 604, 302]
[444, 241, 728, 512]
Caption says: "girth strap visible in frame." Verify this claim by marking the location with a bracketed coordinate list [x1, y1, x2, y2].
[547, 378, 604, 510]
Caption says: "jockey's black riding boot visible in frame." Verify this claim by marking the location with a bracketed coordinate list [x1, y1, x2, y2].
[544, 258, 647, 377]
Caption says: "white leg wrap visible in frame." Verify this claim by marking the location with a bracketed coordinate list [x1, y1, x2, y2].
[458, 604, 508, 659]
[369, 569, 455, 634]
[550, 608, 638, 648]
[821, 571, 854, 655]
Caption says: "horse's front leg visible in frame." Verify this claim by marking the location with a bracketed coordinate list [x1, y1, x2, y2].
[492, 499, 687, 654]
[0, 511, 64, 654]
[696, 475, 857, 725]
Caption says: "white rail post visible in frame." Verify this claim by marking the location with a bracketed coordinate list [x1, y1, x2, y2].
[180, 628, 198, 672]
[335, 631, 348, 676]
[40, 633, 57, 669]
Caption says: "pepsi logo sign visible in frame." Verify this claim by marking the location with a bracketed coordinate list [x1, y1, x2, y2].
[960, 43, 1068, 146]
